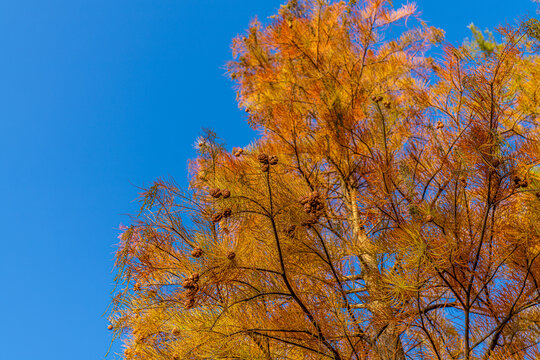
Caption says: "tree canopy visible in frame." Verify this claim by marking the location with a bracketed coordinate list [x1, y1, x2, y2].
[109, 1, 540, 359]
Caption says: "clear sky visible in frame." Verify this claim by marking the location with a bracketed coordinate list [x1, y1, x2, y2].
[0, 1, 537, 359]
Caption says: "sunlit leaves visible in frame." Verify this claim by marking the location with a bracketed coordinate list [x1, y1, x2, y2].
[109, 1, 540, 359]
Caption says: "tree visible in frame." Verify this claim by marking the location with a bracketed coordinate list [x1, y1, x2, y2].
[109, 1, 540, 359]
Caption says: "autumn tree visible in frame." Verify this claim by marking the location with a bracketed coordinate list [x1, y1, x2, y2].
[109, 1, 540, 359]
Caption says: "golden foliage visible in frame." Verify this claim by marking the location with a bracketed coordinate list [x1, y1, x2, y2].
[109, 1, 540, 359]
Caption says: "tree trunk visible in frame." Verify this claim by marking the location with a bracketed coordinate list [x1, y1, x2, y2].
[349, 188, 406, 360]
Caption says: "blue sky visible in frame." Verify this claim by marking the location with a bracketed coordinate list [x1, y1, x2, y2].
[0, 1, 537, 359]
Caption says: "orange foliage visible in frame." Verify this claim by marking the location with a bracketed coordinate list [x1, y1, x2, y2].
[109, 1, 540, 359]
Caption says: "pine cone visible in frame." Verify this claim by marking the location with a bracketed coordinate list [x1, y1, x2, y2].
[191, 247, 203, 258]
[233, 148, 244, 157]
[227, 251, 236, 260]
[520, 180, 528, 188]
[190, 273, 200, 283]
[184, 297, 195, 309]
[269, 155, 278, 165]
[172, 327, 181, 336]
[185, 284, 199, 297]
[209, 188, 222, 198]
[257, 153, 269, 164]
[536, 192, 540, 200]
[182, 279, 195, 289]
[222, 208, 232, 218]
[261, 163, 270, 172]
[436, 121, 444, 129]
[221, 189, 231, 198]
[107, 324, 113, 330]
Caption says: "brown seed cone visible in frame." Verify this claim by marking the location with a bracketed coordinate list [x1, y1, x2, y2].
[261, 163, 270, 172]
[520, 180, 528, 188]
[233, 147, 243, 157]
[211, 212, 223, 223]
[172, 327, 181, 336]
[435, 121, 444, 129]
[107, 324, 113, 330]
[227, 251, 236, 260]
[182, 279, 195, 289]
[491, 158, 501, 168]
[269, 155, 278, 165]
[209, 188, 222, 198]
[257, 153, 269, 164]
[185, 284, 199, 297]
[184, 297, 195, 309]
[190, 273, 200, 283]
[536, 192, 540, 199]
[191, 247, 203, 258]
[222, 208, 232, 218]
[514, 176, 521, 184]
[221, 189, 231, 198]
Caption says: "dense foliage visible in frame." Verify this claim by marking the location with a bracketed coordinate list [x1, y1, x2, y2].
[109, 1, 540, 359]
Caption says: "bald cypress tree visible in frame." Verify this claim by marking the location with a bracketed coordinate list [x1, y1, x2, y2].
[109, 1, 540, 359]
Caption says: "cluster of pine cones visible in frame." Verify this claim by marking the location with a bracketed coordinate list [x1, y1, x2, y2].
[258, 153, 278, 172]
[208, 187, 231, 199]
[233, 147, 244, 157]
[211, 208, 232, 223]
[513, 176, 528, 188]
[182, 273, 200, 309]
[208, 187, 233, 223]
[299, 191, 325, 228]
